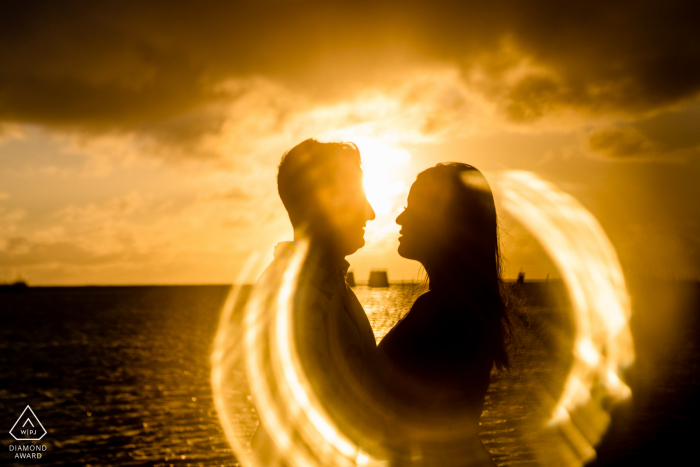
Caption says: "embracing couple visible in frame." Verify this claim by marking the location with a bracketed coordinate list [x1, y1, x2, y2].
[253, 139, 512, 467]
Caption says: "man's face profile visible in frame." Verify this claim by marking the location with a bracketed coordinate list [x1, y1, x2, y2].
[313, 159, 375, 257]
[278, 139, 375, 258]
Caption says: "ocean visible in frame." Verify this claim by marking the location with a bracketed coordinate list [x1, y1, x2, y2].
[0, 280, 698, 466]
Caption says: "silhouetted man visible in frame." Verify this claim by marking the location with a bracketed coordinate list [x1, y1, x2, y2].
[251, 138, 376, 464]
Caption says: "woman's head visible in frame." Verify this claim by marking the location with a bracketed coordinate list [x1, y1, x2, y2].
[397, 163, 497, 273]
[396, 162, 511, 370]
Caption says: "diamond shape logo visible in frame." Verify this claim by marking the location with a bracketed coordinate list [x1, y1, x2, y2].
[9, 405, 47, 441]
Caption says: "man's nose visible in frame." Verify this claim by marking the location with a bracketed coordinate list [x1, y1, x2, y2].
[366, 199, 376, 221]
[396, 210, 404, 225]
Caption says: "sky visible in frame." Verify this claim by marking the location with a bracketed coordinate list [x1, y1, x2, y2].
[1, 0, 699, 285]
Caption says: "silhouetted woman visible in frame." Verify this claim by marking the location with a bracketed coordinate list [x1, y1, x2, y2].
[372, 163, 511, 466]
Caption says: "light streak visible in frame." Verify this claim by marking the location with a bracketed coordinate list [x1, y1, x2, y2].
[496, 170, 634, 464]
[212, 239, 383, 467]
[212, 170, 635, 467]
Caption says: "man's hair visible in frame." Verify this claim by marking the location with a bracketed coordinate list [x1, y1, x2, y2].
[278, 138, 361, 228]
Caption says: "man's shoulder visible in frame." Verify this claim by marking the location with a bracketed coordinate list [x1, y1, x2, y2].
[254, 244, 351, 317]
[296, 264, 339, 311]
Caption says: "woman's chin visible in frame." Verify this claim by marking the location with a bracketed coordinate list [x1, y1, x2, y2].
[397, 243, 411, 260]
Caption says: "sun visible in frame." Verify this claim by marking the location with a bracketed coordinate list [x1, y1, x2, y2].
[355, 138, 411, 216]
[351, 137, 413, 243]
[349, 137, 411, 219]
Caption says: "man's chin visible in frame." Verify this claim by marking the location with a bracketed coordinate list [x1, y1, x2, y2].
[342, 237, 365, 257]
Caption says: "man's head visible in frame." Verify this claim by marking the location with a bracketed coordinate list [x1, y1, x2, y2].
[278, 139, 375, 257]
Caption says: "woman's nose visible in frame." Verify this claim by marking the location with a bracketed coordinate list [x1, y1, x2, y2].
[396, 209, 405, 225]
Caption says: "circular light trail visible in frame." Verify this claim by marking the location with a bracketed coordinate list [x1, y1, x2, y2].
[211, 170, 634, 467]
[494, 171, 634, 464]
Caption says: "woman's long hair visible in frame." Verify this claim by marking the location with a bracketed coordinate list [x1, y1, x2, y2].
[414, 163, 513, 371]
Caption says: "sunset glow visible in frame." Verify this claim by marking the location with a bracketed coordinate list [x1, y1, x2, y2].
[356, 138, 411, 218]
[3, 3, 698, 467]
[1, 2, 698, 285]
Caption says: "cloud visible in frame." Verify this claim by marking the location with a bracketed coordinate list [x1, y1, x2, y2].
[72, 71, 492, 165]
[0, 206, 25, 223]
[222, 215, 252, 228]
[209, 187, 251, 201]
[0, 184, 287, 276]
[0, 203, 26, 244]
[0, 236, 137, 266]
[1, 0, 698, 152]
[587, 105, 700, 160]
[55, 191, 147, 225]
[0, 123, 24, 143]
[589, 126, 659, 160]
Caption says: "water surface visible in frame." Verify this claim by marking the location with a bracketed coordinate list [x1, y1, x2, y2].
[4, 281, 691, 466]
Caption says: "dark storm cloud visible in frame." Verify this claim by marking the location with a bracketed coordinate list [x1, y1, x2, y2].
[1, 0, 698, 135]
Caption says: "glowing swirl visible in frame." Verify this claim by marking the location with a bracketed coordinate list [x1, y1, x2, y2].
[211, 240, 380, 467]
[211, 170, 634, 467]
[495, 171, 634, 463]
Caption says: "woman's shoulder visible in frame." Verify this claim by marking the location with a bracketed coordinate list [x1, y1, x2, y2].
[411, 290, 473, 319]
[410, 289, 461, 310]
[390, 291, 484, 345]
[382, 289, 494, 372]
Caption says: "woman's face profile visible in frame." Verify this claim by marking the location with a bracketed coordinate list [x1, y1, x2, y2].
[396, 178, 449, 263]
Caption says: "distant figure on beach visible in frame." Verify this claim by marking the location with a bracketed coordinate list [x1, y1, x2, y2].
[251, 139, 377, 464]
[368, 163, 512, 466]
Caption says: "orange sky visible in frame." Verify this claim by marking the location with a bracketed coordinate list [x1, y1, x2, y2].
[1, 1, 698, 284]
